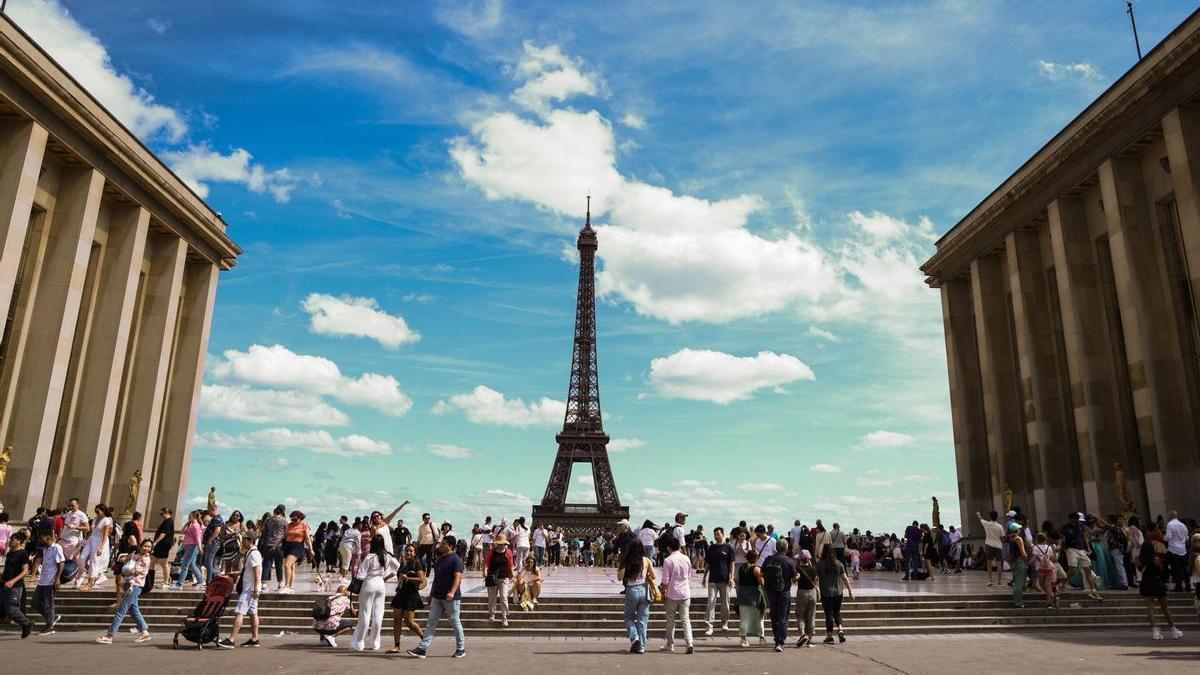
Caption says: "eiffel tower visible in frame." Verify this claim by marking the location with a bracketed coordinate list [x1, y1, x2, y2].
[531, 198, 628, 537]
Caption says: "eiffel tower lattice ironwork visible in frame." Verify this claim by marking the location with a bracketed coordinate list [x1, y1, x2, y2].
[531, 198, 628, 536]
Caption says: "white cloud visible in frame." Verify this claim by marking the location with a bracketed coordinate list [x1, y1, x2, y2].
[428, 443, 482, 460]
[647, 349, 815, 404]
[146, 17, 170, 35]
[195, 428, 393, 458]
[198, 384, 349, 426]
[807, 326, 838, 342]
[10, 0, 186, 142]
[162, 144, 311, 202]
[511, 42, 599, 114]
[301, 293, 420, 349]
[432, 385, 563, 428]
[577, 474, 594, 486]
[858, 430, 914, 449]
[810, 463, 843, 474]
[1036, 60, 1101, 82]
[434, 0, 504, 38]
[856, 477, 894, 487]
[211, 344, 413, 417]
[739, 482, 785, 492]
[620, 113, 646, 130]
[608, 437, 646, 453]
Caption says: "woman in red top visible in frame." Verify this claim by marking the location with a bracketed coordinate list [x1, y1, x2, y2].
[282, 511, 313, 593]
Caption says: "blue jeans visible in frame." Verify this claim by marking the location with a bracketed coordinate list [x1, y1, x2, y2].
[418, 598, 464, 652]
[535, 546, 546, 566]
[203, 543, 220, 582]
[108, 586, 147, 635]
[177, 544, 203, 585]
[903, 547, 920, 575]
[623, 583, 649, 647]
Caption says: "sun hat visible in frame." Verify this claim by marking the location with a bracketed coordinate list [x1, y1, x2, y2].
[493, 534, 508, 545]
[798, 550, 812, 560]
[1005, 510, 1016, 517]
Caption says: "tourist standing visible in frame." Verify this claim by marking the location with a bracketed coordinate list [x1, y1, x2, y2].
[95, 539, 153, 644]
[386, 544, 425, 653]
[1007, 523, 1028, 608]
[533, 523, 547, 567]
[702, 526, 734, 635]
[812, 522, 831, 561]
[1106, 515, 1130, 590]
[976, 510, 1005, 586]
[281, 510, 313, 593]
[408, 537, 466, 659]
[350, 534, 398, 651]
[829, 523, 846, 564]
[259, 505, 286, 590]
[416, 513, 438, 574]
[618, 538, 654, 654]
[59, 498, 88, 563]
[794, 549, 818, 648]
[150, 508, 175, 590]
[1126, 516, 1144, 586]
[1137, 541, 1183, 639]
[1163, 510, 1191, 593]
[216, 532, 263, 649]
[337, 517, 361, 581]
[638, 520, 657, 563]
[2, 530, 32, 638]
[752, 525, 776, 561]
[659, 536, 694, 654]
[761, 538, 798, 652]
[511, 517, 530, 567]
[80, 504, 114, 591]
[815, 543, 853, 643]
[484, 534, 515, 627]
[202, 504, 224, 586]
[735, 548, 765, 648]
[171, 511, 205, 589]
[1031, 532, 1057, 608]
[33, 530, 64, 635]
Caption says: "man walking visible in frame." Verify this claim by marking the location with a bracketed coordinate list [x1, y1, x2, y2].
[202, 503, 224, 584]
[217, 532, 262, 649]
[259, 505, 286, 591]
[793, 548, 818, 648]
[416, 513, 439, 574]
[902, 520, 922, 581]
[976, 511, 1005, 586]
[32, 530, 63, 635]
[761, 538, 798, 652]
[702, 526, 734, 635]
[1164, 510, 1191, 593]
[659, 537, 694, 654]
[1061, 512, 1102, 601]
[408, 537, 465, 659]
[2, 530, 32, 638]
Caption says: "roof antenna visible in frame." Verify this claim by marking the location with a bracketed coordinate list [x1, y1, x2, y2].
[585, 193, 591, 226]
[1127, 2, 1143, 61]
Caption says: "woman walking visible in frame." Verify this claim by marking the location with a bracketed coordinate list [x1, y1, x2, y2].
[313, 522, 327, 571]
[350, 534, 397, 651]
[281, 510, 313, 593]
[815, 543, 854, 643]
[1137, 541, 1183, 640]
[385, 544, 425, 654]
[638, 521, 658, 563]
[511, 517, 530, 568]
[1007, 523, 1029, 608]
[484, 534, 515, 627]
[514, 555, 543, 610]
[1031, 532, 1057, 608]
[170, 511, 205, 589]
[94, 539, 153, 644]
[735, 548, 765, 647]
[80, 504, 114, 591]
[618, 538, 655, 653]
[150, 508, 175, 590]
[220, 510, 246, 575]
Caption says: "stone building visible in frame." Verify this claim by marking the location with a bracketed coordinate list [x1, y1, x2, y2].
[923, 12, 1200, 533]
[0, 16, 238, 518]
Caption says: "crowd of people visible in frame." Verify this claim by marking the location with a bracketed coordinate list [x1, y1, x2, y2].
[1, 498, 1198, 656]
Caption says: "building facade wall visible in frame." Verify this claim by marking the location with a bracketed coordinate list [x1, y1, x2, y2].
[0, 16, 238, 520]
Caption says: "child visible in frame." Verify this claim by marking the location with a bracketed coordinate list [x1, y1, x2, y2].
[891, 542, 903, 578]
[848, 547, 861, 580]
[1031, 533, 1057, 609]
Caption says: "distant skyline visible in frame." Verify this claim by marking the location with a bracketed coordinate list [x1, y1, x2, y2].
[10, 1, 1196, 534]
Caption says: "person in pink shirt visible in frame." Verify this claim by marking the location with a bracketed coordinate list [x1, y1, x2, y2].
[170, 511, 205, 590]
[659, 537, 694, 654]
[95, 539, 152, 643]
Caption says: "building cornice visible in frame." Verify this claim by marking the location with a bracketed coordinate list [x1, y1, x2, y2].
[922, 8, 1200, 286]
[0, 14, 240, 268]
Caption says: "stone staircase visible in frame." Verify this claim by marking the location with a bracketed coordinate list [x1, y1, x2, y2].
[17, 588, 1198, 637]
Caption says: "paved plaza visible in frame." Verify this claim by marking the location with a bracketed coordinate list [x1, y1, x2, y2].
[2, 630, 1196, 674]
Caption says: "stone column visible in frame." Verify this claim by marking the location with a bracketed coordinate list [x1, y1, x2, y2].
[1162, 107, 1200, 305]
[104, 234, 185, 511]
[970, 254, 1031, 513]
[150, 260, 217, 517]
[0, 120, 48, 327]
[1046, 198, 1142, 516]
[940, 278, 991, 537]
[57, 205, 149, 505]
[1098, 157, 1200, 518]
[1005, 229, 1083, 524]
[0, 167, 103, 517]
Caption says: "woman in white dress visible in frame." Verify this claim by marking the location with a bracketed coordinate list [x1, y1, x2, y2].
[349, 534, 398, 652]
[81, 503, 114, 591]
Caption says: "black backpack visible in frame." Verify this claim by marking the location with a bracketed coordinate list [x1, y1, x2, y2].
[312, 595, 333, 620]
[761, 558, 788, 593]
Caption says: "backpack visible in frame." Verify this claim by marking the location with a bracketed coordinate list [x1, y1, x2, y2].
[312, 595, 333, 620]
[59, 559, 79, 584]
[761, 558, 788, 593]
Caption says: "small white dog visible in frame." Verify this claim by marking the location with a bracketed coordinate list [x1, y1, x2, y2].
[312, 571, 334, 592]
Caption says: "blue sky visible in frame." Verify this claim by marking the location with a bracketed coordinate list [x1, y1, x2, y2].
[12, 1, 1196, 533]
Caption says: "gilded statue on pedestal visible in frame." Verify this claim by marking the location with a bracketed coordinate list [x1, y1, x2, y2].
[119, 469, 142, 517]
[0, 445, 10, 512]
[1114, 461, 1135, 518]
[931, 496, 941, 528]
[1003, 484, 1014, 512]
[207, 486, 217, 511]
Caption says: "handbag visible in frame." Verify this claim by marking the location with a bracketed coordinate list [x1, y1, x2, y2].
[142, 568, 155, 596]
[647, 580, 662, 603]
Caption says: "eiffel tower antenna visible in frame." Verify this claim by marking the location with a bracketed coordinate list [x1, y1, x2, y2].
[531, 196, 628, 536]
[1127, 2, 1143, 60]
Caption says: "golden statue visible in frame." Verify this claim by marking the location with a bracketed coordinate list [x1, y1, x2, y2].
[119, 469, 142, 517]
[1114, 461, 1135, 517]
[1003, 484, 1014, 512]
[207, 486, 217, 511]
[0, 444, 10, 512]
[931, 496, 941, 528]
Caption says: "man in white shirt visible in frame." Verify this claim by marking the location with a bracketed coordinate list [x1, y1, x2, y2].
[33, 531, 63, 635]
[788, 519, 804, 552]
[533, 525, 547, 567]
[59, 499, 88, 562]
[948, 526, 963, 572]
[976, 510, 1005, 586]
[671, 513, 687, 548]
[752, 525, 776, 559]
[1164, 510, 1191, 592]
[218, 532, 263, 649]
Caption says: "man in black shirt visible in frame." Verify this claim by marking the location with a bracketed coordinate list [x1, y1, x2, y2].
[1061, 512, 1102, 600]
[393, 520, 412, 550]
[761, 538, 799, 651]
[2, 530, 32, 637]
[702, 526, 735, 635]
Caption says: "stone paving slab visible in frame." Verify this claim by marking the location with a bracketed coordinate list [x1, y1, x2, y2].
[2, 628, 1196, 674]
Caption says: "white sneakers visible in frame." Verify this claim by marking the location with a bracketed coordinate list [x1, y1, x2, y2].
[1151, 627, 1181, 640]
[322, 634, 337, 647]
[704, 625, 714, 636]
